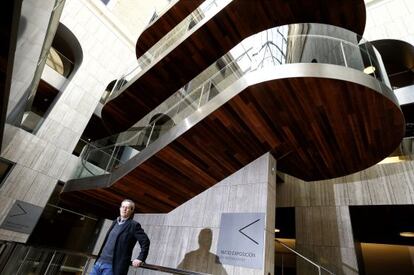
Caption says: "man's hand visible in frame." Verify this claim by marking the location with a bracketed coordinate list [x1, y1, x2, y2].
[132, 259, 143, 267]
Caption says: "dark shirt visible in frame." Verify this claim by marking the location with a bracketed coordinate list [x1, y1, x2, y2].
[99, 222, 126, 263]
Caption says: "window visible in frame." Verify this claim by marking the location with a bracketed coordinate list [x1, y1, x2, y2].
[0, 158, 15, 189]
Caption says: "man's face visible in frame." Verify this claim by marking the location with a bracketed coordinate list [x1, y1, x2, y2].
[120, 201, 134, 219]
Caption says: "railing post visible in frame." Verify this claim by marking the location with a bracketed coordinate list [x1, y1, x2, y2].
[275, 239, 335, 275]
[82, 257, 92, 275]
[340, 41, 348, 67]
[197, 86, 205, 110]
[365, 43, 376, 79]
[15, 247, 31, 275]
[105, 146, 117, 172]
[44, 251, 56, 275]
[146, 123, 156, 147]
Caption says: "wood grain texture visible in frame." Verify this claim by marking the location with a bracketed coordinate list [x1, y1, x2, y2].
[102, 0, 367, 133]
[62, 76, 404, 216]
[135, 0, 204, 59]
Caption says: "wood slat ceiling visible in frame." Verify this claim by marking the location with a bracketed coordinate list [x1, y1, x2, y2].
[62, 76, 404, 218]
[135, 0, 204, 59]
[102, 0, 366, 133]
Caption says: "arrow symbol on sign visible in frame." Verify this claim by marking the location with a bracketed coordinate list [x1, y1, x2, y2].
[238, 218, 260, 245]
[10, 203, 27, 217]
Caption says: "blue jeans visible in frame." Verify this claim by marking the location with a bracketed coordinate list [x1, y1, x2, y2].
[90, 261, 113, 275]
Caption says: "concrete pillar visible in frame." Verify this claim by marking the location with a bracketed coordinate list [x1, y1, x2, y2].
[295, 206, 358, 275]
[132, 153, 276, 275]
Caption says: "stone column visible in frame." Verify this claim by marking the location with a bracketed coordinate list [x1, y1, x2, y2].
[132, 153, 276, 275]
[295, 206, 358, 275]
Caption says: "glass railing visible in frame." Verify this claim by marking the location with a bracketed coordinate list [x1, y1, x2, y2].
[0, 241, 211, 275]
[0, 242, 90, 275]
[275, 239, 337, 275]
[146, 0, 180, 27]
[74, 23, 391, 179]
[106, 0, 232, 102]
[75, 138, 124, 178]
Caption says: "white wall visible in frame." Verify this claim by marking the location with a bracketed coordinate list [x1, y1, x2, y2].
[110, 0, 171, 42]
[364, 0, 414, 44]
[7, 0, 56, 117]
[0, 0, 138, 242]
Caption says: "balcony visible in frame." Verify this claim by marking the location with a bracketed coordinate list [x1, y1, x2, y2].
[61, 23, 404, 217]
[101, 0, 367, 133]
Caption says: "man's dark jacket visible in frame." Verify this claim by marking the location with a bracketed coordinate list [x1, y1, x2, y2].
[97, 218, 150, 275]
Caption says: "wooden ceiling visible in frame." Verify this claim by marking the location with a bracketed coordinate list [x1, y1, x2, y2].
[102, 0, 367, 133]
[62, 76, 404, 218]
[135, 0, 204, 59]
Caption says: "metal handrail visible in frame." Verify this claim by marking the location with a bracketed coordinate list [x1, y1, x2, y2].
[78, 138, 122, 177]
[140, 263, 211, 275]
[107, 0, 231, 103]
[46, 203, 98, 221]
[83, 47, 253, 161]
[76, 26, 388, 180]
[101, 39, 372, 152]
[3, 242, 211, 275]
[275, 239, 335, 275]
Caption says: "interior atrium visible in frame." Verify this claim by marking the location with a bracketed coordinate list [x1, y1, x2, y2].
[0, 0, 413, 274]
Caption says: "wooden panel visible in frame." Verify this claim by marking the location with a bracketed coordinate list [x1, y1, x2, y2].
[102, 0, 366, 133]
[135, 0, 204, 58]
[62, 76, 404, 216]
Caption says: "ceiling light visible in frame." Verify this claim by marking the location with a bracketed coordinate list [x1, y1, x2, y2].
[378, 156, 404, 164]
[363, 66, 376, 74]
[400, 232, 414, 237]
[275, 228, 280, 233]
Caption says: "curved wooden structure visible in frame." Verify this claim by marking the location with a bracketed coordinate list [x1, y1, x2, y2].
[136, 0, 204, 59]
[102, 0, 366, 133]
[60, 1, 406, 217]
[62, 65, 404, 217]
[371, 39, 414, 88]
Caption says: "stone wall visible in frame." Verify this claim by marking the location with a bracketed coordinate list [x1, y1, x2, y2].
[0, 0, 138, 242]
[129, 153, 276, 275]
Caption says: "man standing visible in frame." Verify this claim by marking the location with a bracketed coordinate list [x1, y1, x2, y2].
[91, 199, 150, 275]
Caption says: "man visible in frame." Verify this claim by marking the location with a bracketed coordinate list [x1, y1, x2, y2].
[91, 199, 150, 275]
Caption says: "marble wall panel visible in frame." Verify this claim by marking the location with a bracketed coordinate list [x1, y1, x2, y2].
[126, 153, 276, 275]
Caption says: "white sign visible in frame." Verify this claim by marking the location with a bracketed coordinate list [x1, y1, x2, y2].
[216, 212, 265, 269]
